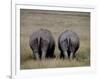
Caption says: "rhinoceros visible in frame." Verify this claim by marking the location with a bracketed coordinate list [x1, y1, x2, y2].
[58, 30, 80, 59]
[29, 29, 55, 60]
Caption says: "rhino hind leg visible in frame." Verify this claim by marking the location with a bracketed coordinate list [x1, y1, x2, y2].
[60, 51, 64, 59]
[34, 52, 40, 60]
[49, 46, 55, 58]
[41, 51, 46, 59]
[69, 48, 77, 59]
[45, 44, 55, 58]
[69, 52, 74, 60]
[63, 51, 68, 59]
[69, 49, 77, 59]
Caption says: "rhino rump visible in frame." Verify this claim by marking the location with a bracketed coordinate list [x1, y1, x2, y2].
[29, 29, 55, 60]
[58, 30, 80, 59]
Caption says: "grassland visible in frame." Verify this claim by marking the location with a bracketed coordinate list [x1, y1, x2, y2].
[20, 9, 90, 69]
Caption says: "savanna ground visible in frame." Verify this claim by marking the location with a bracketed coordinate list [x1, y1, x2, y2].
[20, 9, 90, 69]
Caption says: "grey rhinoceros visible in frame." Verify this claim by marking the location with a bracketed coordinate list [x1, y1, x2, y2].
[29, 29, 55, 60]
[58, 30, 80, 59]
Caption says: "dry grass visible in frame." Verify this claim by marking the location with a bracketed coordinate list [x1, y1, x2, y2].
[20, 9, 90, 69]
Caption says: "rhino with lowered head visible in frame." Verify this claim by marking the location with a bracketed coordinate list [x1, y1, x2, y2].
[58, 30, 80, 59]
[29, 29, 55, 60]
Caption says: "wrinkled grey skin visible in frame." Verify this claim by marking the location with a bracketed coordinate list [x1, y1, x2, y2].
[58, 30, 80, 59]
[29, 29, 55, 60]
